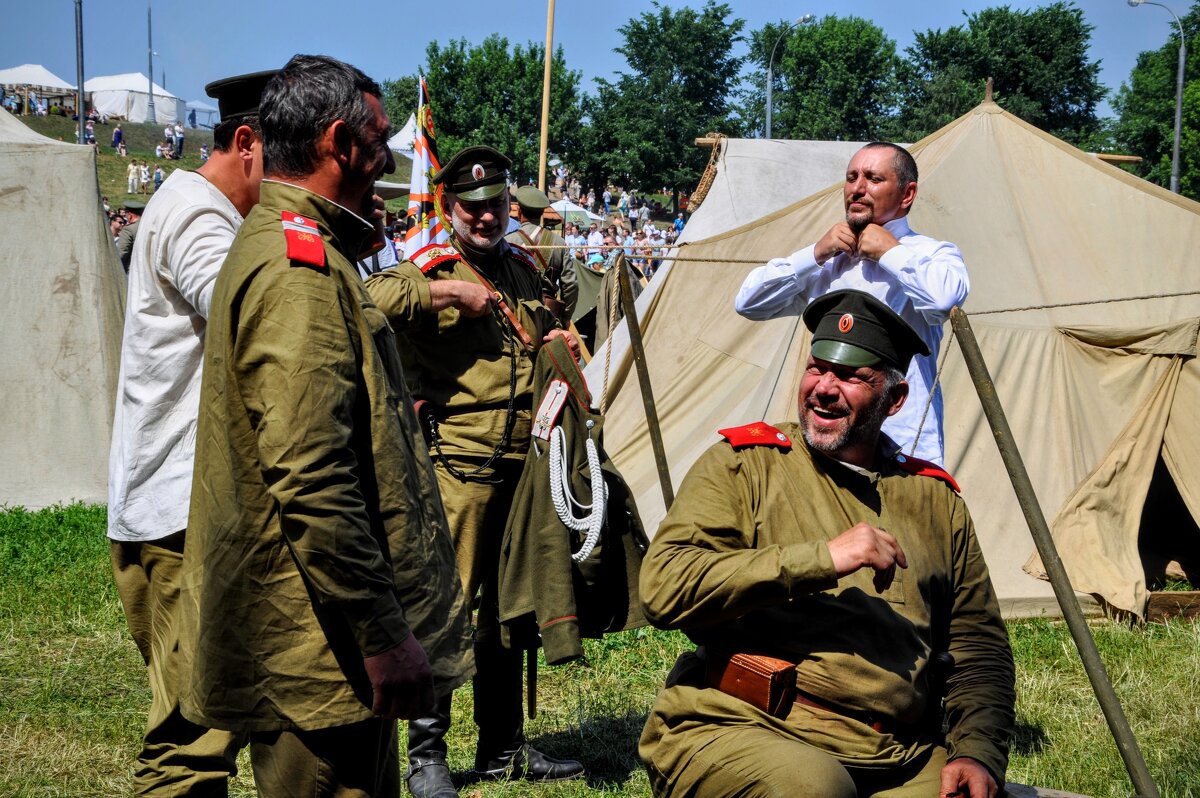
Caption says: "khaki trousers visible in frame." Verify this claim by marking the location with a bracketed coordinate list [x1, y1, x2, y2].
[651, 726, 947, 798]
[248, 719, 399, 798]
[111, 531, 243, 797]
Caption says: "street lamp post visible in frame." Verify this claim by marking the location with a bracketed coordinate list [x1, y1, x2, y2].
[1129, 0, 1187, 193]
[765, 14, 815, 139]
[146, 3, 156, 124]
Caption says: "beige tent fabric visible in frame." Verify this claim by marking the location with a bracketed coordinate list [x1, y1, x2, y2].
[1163, 359, 1200, 519]
[0, 109, 125, 508]
[586, 102, 1200, 618]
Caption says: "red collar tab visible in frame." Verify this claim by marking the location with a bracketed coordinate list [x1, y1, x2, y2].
[281, 212, 325, 269]
[717, 421, 792, 450]
[894, 453, 961, 493]
[411, 242, 461, 274]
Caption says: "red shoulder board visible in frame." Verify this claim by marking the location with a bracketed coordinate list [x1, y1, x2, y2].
[280, 212, 326, 269]
[506, 242, 539, 274]
[717, 421, 792, 450]
[411, 242, 461, 274]
[894, 454, 961, 493]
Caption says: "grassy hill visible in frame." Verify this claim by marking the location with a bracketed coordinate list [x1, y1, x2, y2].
[15, 114, 214, 208]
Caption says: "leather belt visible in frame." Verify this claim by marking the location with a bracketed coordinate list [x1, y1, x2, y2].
[794, 688, 888, 734]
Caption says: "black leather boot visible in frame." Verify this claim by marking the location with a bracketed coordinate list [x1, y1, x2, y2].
[405, 695, 457, 798]
[470, 640, 584, 782]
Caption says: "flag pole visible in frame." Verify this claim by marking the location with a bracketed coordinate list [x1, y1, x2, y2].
[537, 0, 556, 192]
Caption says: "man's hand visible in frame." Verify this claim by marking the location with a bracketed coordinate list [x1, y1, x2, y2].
[939, 756, 999, 798]
[428, 280, 495, 317]
[854, 223, 901, 261]
[826, 522, 907, 592]
[363, 634, 434, 720]
[544, 327, 580, 356]
[356, 194, 389, 261]
[814, 222, 859, 264]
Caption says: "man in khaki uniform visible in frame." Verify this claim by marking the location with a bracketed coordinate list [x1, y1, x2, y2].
[366, 146, 584, 797]
[505, 184, 579, 321]
[639, 290, 1015, 798]
[181, 55, 473, 797]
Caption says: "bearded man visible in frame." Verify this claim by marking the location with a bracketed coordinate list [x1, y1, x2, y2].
[639, 289, 1015, 798]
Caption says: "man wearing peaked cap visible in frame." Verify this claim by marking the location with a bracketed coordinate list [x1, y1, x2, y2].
[506, 184, 580, 322]
[366, 144, 584, 796]
[114, 199, 145, 272]
[637, 289, 1014, 798]
[107, 67, 277, 795]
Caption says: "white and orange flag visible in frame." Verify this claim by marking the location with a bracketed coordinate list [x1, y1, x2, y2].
[403, 77, 449, 258]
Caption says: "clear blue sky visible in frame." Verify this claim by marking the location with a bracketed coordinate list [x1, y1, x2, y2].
[1, 0, 1186, 122]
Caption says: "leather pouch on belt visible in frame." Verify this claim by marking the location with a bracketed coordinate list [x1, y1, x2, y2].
[704, 651, 796, 718]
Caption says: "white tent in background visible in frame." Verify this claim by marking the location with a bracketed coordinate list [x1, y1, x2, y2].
[0, 64, 78, 110]
[84, 73, 186, 123]
[586, 102, 1200, 620]
[388, 113, 416, 160]
[551, 198, 604, 227]
[0, 63, 76, 92]
[185, 99, 219, 128]
[0, 109, 125, 509]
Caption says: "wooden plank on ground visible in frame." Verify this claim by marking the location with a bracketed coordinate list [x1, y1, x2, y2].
[1147, 590, 1200, 623]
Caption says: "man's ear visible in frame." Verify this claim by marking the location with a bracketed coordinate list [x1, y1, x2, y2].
[233, 125, 257, 162]
[899, 180, 918, 213]
[885, 379, 909, 418]
[328, 119, 354, 166]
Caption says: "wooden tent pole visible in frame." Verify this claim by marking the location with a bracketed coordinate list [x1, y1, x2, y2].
[951, 307, 1159, 798]
[537, 0, 555, 192]
[616, 253, 674, 510]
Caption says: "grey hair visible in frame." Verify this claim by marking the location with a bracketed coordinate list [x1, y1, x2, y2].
[260, 54, 381, 178]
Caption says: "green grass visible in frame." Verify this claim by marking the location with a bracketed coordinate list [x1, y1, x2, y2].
[2, 504, 1197, 797]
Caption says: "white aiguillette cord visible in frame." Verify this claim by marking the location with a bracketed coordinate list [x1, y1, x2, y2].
[548, 422, 606, 563]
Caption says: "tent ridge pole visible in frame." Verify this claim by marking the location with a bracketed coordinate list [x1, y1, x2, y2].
[950, 307, 1159, 798]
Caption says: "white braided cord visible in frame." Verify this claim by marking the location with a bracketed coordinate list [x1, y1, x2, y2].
[548, 425, 607, 563]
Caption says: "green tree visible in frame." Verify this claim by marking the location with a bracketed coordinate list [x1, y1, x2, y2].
[1112, 2, 1200, 196]
[893, 2, 1104, 144]
[740, 15, 900, 141]
[581, 1, 744, 195]
[382, 36, 584, 184]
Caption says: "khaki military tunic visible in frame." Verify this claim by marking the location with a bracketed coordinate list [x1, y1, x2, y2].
[505, 221, 579, 319]
[639, 423, 1015, 795]
[365, 239, 559, 463]
[180, 181, 473, 733]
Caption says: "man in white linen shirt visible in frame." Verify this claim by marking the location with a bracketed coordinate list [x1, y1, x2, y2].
[107, 69, 275, 796]
[733, 142, 969, 466]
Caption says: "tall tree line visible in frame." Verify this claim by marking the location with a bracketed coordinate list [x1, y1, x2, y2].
[381, 1, 1198, 200]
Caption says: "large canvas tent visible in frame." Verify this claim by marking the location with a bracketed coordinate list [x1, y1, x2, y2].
[0, 109, 125, 508]
[586, 102, 1200, 619]
[84, 73, 185, 124]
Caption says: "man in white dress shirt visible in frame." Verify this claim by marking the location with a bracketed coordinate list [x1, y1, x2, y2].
[734, 142, 969, 466]
[107, 69, 275, 796]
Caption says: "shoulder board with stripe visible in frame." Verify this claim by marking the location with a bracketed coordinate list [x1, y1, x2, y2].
[410, 242, 461, 274]
[717, 421, 792, 450]
[506, 242, 539, 274]
[280, 212, 326, 269]
[894, 454, 961, 493]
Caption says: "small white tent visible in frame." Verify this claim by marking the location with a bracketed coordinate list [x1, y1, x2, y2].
[84, 73, 185, 124]
[0, 64, 77, 111]
[0, 109, 125, 508]
[388, 113, 417, 160]
[587, 102, 1200, 619]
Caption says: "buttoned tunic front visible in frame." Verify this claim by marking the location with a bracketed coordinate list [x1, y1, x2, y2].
[181, 181, 473, 733]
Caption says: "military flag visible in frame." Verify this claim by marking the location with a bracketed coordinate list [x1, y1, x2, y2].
[403, 77, 449, 258]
